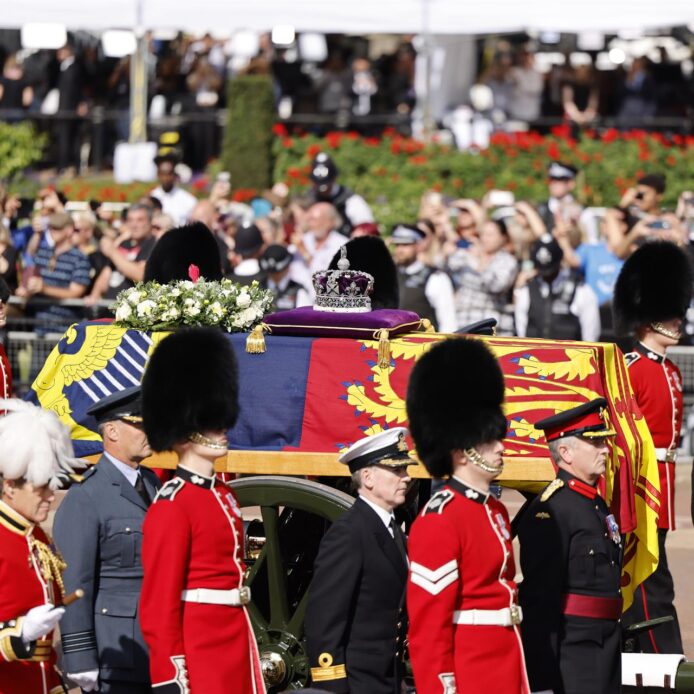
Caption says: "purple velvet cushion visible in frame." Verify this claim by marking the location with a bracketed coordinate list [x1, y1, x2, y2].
[264, 307, 423, 338]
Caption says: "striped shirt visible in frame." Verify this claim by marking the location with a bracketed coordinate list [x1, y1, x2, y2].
[33, 245, 91, 334]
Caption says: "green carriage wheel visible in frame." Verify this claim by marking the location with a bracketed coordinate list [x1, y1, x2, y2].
[230, 476, 354, 691]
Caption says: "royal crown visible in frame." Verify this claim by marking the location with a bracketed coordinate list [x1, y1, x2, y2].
[313, 246, 374, 313]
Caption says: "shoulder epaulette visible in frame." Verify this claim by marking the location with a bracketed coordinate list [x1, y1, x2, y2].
[423, 489, 455, 515]
[78, 466, 98, 482]
[624, 352, 640, 367]
[540, 478, 564, 502]
[154, 478, 184, 502]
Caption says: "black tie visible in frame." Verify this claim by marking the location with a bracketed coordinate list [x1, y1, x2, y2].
[389, 518, 408, 565]
[134, 474, 151, 507]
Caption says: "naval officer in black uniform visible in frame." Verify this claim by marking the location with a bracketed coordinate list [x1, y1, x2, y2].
[517, 398, 622, 694]
[305, 428, 412, 693]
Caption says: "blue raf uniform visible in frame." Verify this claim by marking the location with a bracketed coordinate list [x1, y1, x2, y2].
[53, 387, 160, 693]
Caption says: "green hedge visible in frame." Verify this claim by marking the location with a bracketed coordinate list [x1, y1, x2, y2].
[221, 75, 276, 191]
[273, 125, 694, 229]
[0, 122, 47, 183]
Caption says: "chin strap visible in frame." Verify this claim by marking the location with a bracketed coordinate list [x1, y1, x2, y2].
[464, 448, 504, 475]
[650, 322, 681, 340]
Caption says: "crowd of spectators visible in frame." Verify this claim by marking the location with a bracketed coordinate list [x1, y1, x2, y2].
[0, 32, 416, 172]
[478, 42, 693, 134]
[2, 31, 692, 173]
[2, 151, 694, 375]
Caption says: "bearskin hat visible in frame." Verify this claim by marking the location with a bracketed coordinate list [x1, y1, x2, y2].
[613, 241, 693, 336]
[144, 222, 223, 284]
[406, 338, 507, 478]
[329, 236, 399, 310]
[142, 328, 238, 452]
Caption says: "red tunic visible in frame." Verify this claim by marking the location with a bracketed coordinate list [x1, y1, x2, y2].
[407, 477, 529, 694]
[0, 344, 11, 399]
[626, 343, 683, 529]
[140, 466, 265, 694]
[0, 501, 64, 694]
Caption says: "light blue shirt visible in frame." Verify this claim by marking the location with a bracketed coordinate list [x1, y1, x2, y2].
[103, 451, 140, 487]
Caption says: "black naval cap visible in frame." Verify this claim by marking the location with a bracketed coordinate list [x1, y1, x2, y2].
[536, 397, 615, 442]
[338, 427, 413, 474]
[87, 386, 143, 425]
[456, 317, 498, 336]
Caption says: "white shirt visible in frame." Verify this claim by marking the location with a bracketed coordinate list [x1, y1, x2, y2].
[359, 494, 395, 537]
[403, 261, 458, 334]
[150, 185, 197, 225]
[234, 258, 260, 277]
[104, 451, 140, 486]
[514, 276, 601, 342]
[344, 194, 374, 226]
[300, 230, 347, 275]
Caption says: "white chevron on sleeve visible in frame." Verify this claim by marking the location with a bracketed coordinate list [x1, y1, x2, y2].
[410, 559, 459, 595]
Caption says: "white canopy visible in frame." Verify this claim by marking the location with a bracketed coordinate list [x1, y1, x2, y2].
[4, 0, 694, 34]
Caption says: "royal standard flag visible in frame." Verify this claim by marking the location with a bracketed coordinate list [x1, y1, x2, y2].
[29, 323, 658, 609]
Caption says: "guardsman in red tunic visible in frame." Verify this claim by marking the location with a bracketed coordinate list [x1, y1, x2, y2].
[517, 399, 622, 694]
[405, 338, 530, 694]
[139, 328, 265, 694]
[0, 279, 13, 399]
[614, 241, 691, 654]
[0, 399, 83, 694]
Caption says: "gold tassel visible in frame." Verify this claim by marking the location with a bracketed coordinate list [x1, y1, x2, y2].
[419, 318, 436, 333]
[376, 329, 391, 368]
[246, 323, 270, 354]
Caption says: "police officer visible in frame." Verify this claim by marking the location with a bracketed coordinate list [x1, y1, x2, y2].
[391, 224, 457, 332]
[406, 339, 529, 694]
[537, 161, 582, 232]
[515, 234, 600, 341]
[309, 153, 374, 236]
[228, 222, 266, 286]
[517, 398, 622, 694]
[54, 386, 160, 693]
[615, 241, 691, 654]
[305, 428, 412, 693]
[259, 244, 311, 311]
[0, 399, 81, 694]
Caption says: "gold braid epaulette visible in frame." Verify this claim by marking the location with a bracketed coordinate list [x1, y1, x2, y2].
[29, 538, 67, 599]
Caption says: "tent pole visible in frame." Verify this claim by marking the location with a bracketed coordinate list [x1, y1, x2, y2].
[129, 0, 147, 143]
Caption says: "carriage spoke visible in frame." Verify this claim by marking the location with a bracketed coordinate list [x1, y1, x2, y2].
[261, 504, 289, 628]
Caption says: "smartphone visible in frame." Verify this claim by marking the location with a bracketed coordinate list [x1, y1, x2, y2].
[17, 197, 35, 219]
[217, 172, 231, 184]
[647, 219, 671, 230]
[488, 190, 515, 207]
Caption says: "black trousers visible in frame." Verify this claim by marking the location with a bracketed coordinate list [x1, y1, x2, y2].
[622, 528, 683, 653]
[559, 616, 621, 694]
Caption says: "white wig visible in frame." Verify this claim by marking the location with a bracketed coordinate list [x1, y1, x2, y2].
[0, 399, 84, 489]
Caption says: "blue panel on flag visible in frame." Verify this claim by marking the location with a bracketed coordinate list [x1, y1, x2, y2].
[227, 333, 313, 450]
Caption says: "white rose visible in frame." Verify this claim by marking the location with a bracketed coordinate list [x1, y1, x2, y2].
[127, 289, 141, 306]
[169, 288, 181, 297]
[180, 281, 194, 290]
[184, 304, 201, 317]
[115, 303, 132, 321]
[237, 292, 251, 308]
[137, 300, 157, 317]
[237, 307, 256, 326]
[208, 302, 224, 318]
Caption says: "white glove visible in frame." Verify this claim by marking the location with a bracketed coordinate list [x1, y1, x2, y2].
[68, 670, 100, 691]
[21, 603, 65, 643]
